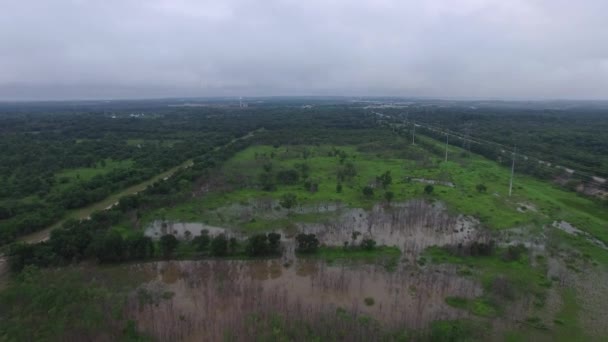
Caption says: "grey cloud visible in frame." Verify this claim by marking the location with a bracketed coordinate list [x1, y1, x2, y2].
[0, 0, 607, 100]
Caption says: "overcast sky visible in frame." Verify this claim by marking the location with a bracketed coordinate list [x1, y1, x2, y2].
[1, 0, 607, 100]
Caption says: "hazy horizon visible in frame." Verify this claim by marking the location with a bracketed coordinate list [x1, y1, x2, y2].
[2, 0, 607, 101]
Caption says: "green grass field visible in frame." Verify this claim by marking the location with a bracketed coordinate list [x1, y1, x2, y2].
[143, 138, 606, 260]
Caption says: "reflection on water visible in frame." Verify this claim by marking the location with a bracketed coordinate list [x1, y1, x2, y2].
[126, 259, 481, 341]
[145, 221, 230, 239]
[145, 200, 481, 263]
[298, 200, 481, 260]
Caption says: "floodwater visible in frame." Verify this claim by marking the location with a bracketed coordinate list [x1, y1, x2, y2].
[145, 221, 230, 239]
[125, 259, 481, 341]
[298, 200, 480, 261]
[132, 200, 486, 340]
[145, 200, 481, 261]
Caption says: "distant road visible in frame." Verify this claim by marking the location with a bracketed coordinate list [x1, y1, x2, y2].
[19, 159, 193, 244]
[19, 129, 260, 244]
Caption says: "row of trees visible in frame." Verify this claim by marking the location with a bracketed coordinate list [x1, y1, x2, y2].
[9, 226, 287, 272]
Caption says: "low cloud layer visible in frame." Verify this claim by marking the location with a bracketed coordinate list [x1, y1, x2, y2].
[1, 0, 607, 100]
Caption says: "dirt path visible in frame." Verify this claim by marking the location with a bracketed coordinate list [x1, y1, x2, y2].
[19, 129, 260, 244]
[19, 159, 194, 244]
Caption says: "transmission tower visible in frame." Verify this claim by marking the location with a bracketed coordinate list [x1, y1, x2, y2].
[412, 121, 416, 145]
[444, 132, 449, 162]
[509, 146, 516, 196]
[462, 121, 472, 150]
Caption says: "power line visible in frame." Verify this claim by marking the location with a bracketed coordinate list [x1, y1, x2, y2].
[444, 132, 449, 162]
[509, 146, 516, 196]
[412, 121, 416, 145]
[373, 111, 608, 190]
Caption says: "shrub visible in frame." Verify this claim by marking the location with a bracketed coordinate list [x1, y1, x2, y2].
[424, 185, 434, 195]
[360, 238, 376, 250]
[192, 230, 211, 252]
[502, 244, 528, 262]
[295, 233, 320, 253]
[159, 234, 178, 258]
[279, 193, 297, 209]
[210, 234, 228, 256]
[362, 186, 374, 198]
[276, 169, 299, 185]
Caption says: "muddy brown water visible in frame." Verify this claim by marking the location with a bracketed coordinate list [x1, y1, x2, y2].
[297, 200, 480, 261]
[133, 200, 487, 340]
[145, 221, 230, 239]
[146, 200, 482, 262]
[125, 259, 482, 341]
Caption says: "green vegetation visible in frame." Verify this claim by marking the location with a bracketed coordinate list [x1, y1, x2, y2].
[0, 266, 149, 341]
[55, 159, 135, 184]
[552, 288, 586, 342]
[445, 296, 500, 317]
[295, 233, 320, 253]
[1, 99, 607, 341]
[145, 139, 606, 263]
[428, 319, 486, 342]
[308, 245, 400, 271]
[245, 232, 282, 257]
[422, 245, 549, 306]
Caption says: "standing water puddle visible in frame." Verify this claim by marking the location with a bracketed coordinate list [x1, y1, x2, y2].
[145, 221, 231, 239]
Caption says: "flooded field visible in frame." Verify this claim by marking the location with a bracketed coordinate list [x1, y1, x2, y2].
[145, 221, 230, 239]
[298, 200, 480, 261]
[125, 259, 482, 341]
[146, 200, 481, 262]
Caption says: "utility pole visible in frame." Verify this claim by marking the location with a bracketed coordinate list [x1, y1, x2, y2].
[412, 121, 416, 145]
[509, 146, 516, 196]
[444, 132, 449, 162]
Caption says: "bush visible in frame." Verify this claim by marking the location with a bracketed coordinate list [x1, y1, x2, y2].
[295, 233, 320, 253]
[159, 234, 179, 258]
[125, 234, 154, 260]
[246, 233, 282, 256]
[362, 186, 374, 198]
[279, 193, 297, 209]
[428, 320, 477, 342]
[90, 230, 125, 263]
[268, 232, 281, 253]
[384, 191, 394, 203]
[360, 238, 376, 250]
[246, 234, 269, 256]
[192, 230, 211, 252]
[276, 169, 300, 185]
[502, 244, 527, 262]
[210, 234, 228, 256]
[424, 185, 434, 195]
